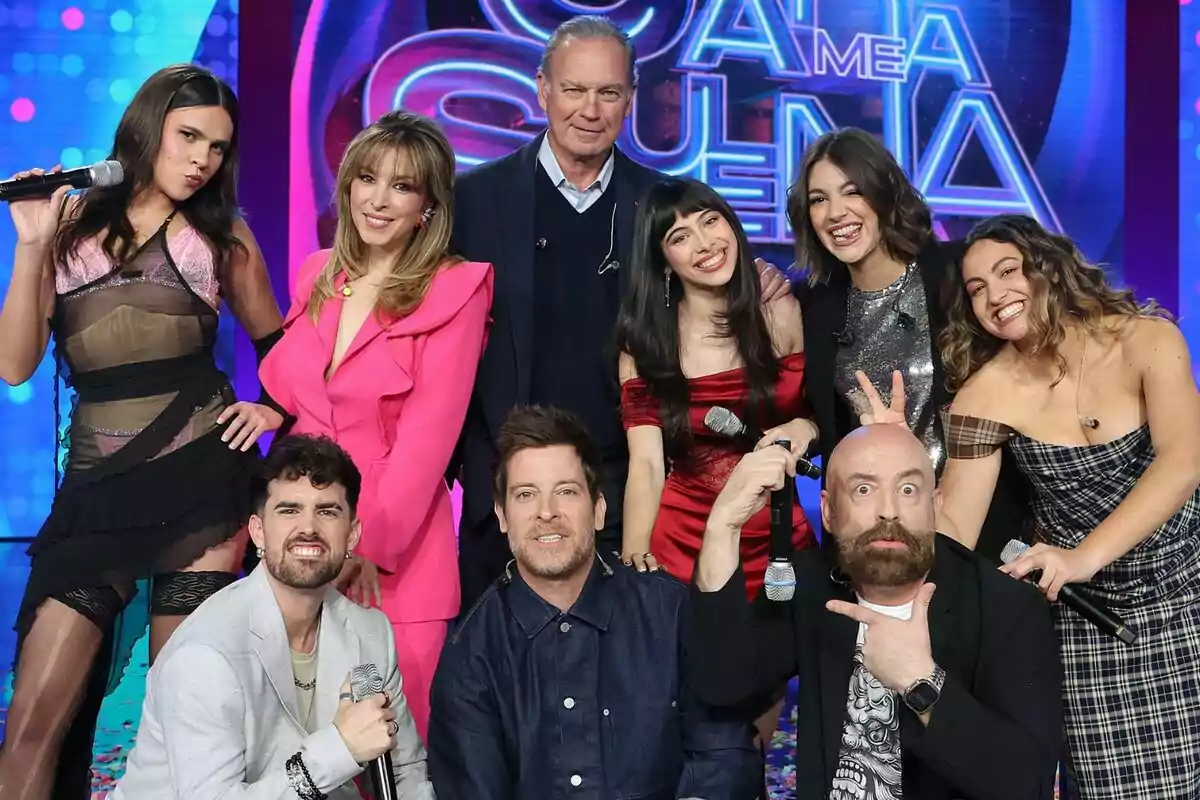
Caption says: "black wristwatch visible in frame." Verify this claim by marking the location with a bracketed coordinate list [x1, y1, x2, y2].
[902, 664, 946, 715]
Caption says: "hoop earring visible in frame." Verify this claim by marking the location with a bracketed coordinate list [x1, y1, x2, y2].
[664, 271, 671, 307]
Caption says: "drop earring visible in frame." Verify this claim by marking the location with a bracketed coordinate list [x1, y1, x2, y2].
[416, 206, 435, 229]
[664, 271, 671, 307]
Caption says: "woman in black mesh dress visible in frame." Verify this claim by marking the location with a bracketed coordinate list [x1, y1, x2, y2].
[0, 64, 284, 798]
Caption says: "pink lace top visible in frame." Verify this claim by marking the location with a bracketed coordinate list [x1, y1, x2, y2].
[57, 225, 220, 308]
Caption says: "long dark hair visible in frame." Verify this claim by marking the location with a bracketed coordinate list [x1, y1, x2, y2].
[787, 127, 933, 285]
[54, 64, 244, 277]
[940, 214, 1167, 390]
[614, 179, 779, 463]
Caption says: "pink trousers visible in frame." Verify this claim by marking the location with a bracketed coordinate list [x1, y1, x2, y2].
[391, 619, 448, 742]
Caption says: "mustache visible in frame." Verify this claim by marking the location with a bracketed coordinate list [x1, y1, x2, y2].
[284, 534, 329, 549]
[856, 520, 922, 549]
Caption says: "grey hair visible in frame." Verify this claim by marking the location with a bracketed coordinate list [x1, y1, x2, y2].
[538, 15, 638, 87]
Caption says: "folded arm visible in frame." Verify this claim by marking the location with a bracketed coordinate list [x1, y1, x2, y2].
[903, 586, 1062, 799]
[690, 534, 798, 708]
[357, 276, 491, 573]
[155, 643, 361, 799]
[427, 644, 514, 800]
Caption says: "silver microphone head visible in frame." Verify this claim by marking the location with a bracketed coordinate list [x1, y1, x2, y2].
[87, 160, 124, 189]
[764, 559, 796, 602]
[1000, 539, 1030, 565]
[349, 663, 384, 702]
[704, 406, 744, 438]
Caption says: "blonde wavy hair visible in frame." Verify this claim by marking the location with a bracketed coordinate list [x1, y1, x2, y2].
[940, 214, 1167, 391]
[306, 111, 461, 321]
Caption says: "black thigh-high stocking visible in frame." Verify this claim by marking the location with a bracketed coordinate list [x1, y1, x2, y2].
[0, 586, 127, 800]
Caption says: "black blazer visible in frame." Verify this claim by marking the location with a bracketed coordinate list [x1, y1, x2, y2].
[688, 535, 1063, 800]
[796, 242, 1029, 562]
[449, 136, 664, 589]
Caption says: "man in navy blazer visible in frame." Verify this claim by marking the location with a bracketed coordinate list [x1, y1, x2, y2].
[450, 15, 789, 611]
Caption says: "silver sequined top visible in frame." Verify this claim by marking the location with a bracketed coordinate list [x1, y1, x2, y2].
[834, 263, 944, 471]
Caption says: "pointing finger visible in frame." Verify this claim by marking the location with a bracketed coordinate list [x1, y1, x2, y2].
[826, 599, 878, 625]
[854, 370, 885, 414]
[889, 370, 906, 416]
[910, 582, 936, 623]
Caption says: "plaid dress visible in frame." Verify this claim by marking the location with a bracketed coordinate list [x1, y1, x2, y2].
[945, 415, 1200, 800]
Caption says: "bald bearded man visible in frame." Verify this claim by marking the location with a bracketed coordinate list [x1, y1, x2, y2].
[688, 424, 1063, 800]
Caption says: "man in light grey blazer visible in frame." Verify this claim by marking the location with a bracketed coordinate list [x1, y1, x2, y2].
[114, 435, 435, 799]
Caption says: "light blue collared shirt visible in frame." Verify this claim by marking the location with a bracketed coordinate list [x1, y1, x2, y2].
[537, 134, 616, 213]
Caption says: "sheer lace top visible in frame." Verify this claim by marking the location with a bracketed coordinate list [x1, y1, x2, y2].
[57, 224, 220, 308]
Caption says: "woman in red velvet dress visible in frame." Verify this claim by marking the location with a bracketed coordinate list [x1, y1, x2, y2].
[614, 178, 816, 597]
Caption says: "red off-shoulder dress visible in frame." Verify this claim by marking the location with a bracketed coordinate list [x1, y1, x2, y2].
[621, 352, 816, 599]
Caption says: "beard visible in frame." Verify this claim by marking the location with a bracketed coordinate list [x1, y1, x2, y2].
[510, 522, 595, 581]
[265, 534, 345, 590]
[836, 520, 935, 588]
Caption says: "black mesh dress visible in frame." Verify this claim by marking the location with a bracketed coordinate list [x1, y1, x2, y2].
[18, 218, 256, 641]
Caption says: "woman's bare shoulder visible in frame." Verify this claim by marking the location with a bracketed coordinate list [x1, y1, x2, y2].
[950, 357, 1014, 417]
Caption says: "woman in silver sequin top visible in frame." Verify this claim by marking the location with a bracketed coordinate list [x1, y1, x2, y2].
[786, 127, 1030, 564]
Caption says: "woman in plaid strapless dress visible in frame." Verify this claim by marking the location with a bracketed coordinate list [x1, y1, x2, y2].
[933, 216, 1200, 799]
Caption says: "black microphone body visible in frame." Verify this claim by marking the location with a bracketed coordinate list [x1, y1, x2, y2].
[703, 406, 822, 480]
[350, 664, 397, 800]
[367, 754, 396, 800]
[0, 161, 124, 202]
[765, 455, 798, 602]
[1000, 539, 1137, 645]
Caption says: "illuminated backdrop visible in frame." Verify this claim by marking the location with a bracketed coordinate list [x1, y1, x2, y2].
[292, 0, 1125, 276]
[1182, 0, 1200, 383]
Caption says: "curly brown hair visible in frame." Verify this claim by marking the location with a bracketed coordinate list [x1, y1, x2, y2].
[940, 214, 1167, 390]
[786, 127, 933, 285]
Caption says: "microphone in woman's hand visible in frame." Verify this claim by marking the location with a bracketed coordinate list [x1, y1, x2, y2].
[703, 406, 822, 480]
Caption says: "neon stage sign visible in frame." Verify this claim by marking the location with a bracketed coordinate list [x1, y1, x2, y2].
[364, 0, 1061, 243]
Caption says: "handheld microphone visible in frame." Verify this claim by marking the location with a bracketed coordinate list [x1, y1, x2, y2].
[0, 161, 124, 202]
[350, 663, 396, 800]
[703, 406, 822, 480]
[765, 438, 797, 602]
[1000, 539, 1138, 645]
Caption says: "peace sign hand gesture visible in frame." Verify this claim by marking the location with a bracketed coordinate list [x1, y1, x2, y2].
[855, 369, 909, 428]
[825, 582, 938, 693]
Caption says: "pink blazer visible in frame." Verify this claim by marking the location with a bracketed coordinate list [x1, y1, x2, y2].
[261, 250, 494, 623]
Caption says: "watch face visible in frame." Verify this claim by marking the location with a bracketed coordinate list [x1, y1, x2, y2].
[905, 681, 940, 713]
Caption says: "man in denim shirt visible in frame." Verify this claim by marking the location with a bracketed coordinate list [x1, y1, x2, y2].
[428, 406, 761, 799]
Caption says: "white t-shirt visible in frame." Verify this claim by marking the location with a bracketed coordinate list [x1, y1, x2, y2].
[832, 598, 914, 800]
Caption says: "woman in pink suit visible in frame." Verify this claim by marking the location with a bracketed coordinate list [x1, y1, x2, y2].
[260, 111, 493, 738]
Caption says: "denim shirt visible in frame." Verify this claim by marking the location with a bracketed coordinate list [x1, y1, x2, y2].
[428, 554, 760, 800]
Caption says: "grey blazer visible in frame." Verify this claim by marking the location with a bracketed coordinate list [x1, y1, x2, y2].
[113, 565, 435, 799]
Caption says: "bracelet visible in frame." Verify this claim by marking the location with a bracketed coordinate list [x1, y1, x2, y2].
[286, 752, 327, 800]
